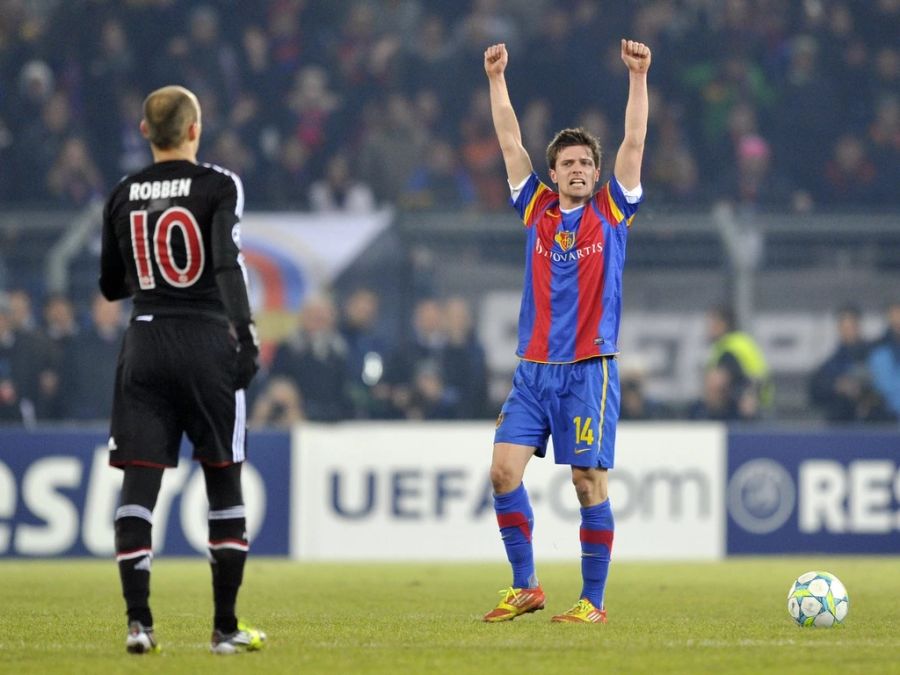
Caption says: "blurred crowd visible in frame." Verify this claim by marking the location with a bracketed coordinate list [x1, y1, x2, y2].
[0, 0, 897, 212]
[1, 0, 898, 427]
[2, 283, 899, 427]
[615, 302, 899, 425]
[0, 286, 491, 426]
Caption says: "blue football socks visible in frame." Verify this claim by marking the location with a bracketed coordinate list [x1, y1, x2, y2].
[493, 483, 538, 588]
[579, 499, 614, 608]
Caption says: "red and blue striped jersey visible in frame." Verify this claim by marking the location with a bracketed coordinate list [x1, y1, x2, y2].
[512, 172, 642, 363]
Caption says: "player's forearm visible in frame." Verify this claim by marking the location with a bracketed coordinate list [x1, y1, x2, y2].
[488, 74, 532, 183]
[488, 74, 523, 153]
[210, 209, 257, 345]
[215, 267, 257, 344]
[622, 71, 649, 149]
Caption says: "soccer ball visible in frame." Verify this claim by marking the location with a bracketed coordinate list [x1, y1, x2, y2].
[787, 571, 849, 627]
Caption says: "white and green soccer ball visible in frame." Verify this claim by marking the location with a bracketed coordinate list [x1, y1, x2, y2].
[787, 571, 849, 627]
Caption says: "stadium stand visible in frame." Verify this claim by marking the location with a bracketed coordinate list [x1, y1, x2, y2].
[0, 0, 897, 423]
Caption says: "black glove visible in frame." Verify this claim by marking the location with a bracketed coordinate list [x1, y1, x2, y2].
[235, 338, 260, 391]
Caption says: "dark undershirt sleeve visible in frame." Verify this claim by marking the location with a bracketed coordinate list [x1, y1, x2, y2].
[210, 208, 256, 344]
[98, 197, 130, 300]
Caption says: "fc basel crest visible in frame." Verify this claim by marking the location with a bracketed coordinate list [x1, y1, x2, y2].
[554, 230, 575, 251]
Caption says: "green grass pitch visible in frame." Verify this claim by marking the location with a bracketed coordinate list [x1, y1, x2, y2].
[2, 558, 899, 674]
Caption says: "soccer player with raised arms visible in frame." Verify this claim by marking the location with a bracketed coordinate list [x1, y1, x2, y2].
[482, 39, 651, 623]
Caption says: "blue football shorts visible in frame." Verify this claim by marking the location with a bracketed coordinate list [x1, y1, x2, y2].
[494, 356, 620, 468]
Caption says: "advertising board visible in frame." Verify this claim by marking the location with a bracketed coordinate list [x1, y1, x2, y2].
[0, 430, 291, 557]
[294, 423, 725, 561]
[727, 429, 900, 554]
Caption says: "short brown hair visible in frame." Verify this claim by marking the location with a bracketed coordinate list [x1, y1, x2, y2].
[546, 127, 602, 170]
[142, 86, 199, 149]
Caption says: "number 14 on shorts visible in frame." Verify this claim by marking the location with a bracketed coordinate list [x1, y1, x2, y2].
[573, 416, 595, 448]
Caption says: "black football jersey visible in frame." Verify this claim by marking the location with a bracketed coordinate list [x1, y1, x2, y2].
[100, 159, 246, 320]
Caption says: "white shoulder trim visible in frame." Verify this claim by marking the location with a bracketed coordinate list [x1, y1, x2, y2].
[615, 178, 643, 204]
[508, 175, 531, 202]
[203, 162, 245, 218]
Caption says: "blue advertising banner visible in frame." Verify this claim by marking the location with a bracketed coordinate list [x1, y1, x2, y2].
[0, 429, 291, 557]
[727, 429, 900, 554]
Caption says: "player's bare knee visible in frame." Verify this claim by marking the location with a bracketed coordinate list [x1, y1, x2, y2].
[490, 462, 520, 494]
[572, 480, 595, 506]
[571, 473, 608, 506]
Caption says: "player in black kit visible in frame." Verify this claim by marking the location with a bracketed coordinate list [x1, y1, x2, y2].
[99, 85, 266, 655]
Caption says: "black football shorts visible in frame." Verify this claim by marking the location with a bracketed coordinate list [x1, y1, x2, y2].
[108, 315, 245, 468]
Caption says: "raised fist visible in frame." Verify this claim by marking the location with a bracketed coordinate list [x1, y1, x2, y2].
[484, 43, 508, 77]
[621, 39, 652, 74]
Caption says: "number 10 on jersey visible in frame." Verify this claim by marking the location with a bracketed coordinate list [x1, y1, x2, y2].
[130, 206, 206, 289]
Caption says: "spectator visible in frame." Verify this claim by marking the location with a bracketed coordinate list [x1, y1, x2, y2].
[332, 2, 384, 95]
[718, 133, 794, 211]
[264, 0, 308, 80]
[359, 92, 425, 203]
[411, 89, 449, 140]
[286, 65, 341, 160]
[265, 136, 311, 208]
[0, 115, 11, 202]
[60, 293, 124, 420]
[83, 16, 136, 147]
[12, 59, 55, 141]
[688, 365, 754, 421]
[250, 376, 305, 429]
[108, 89, 153, 179]
[645, 110, 699, 204]
[401, 139, 476, 210]
[517, 7, 575, 104]
[382, 297, 448, 418]
[826, 4, 873, 129]
[38, 294, 79, 419]
[867, 94, 900, 200]
[809, 305, 891, 422]
[704, 305, 771, 419]
[399, 14, 463, 116]
[775, 35, 840, 196]
[442, 296, 488, 418]
[7, 288, 38, 334]
[681, 51, 775, 175]
[207, 129, 258, 197]
[16, 91, 75, 202]
[0, 2, 897, 211]
[619, 364, 666, 420]
[0, 295, 39, 425]
[405, 361, 459, 420]
[458, 90, 507, 210]
[179, 5, 241, 103]
[575, 107, 612, 162]
[308, 153, 376, 213]
[269, 293, 351, 422]
[820, 133, 880, 205]
[338, 288, 389, 418]
[43, 295, 79, 341]
[867, 302, 900, 419]
[45, 137, 105, 207]
[239, 24, 282, 105]
[5, 289, 58, 419]
[451, 0, 520, 64]
[519, 99, 553, 170]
